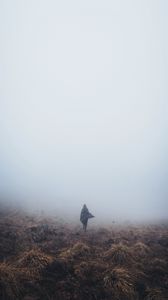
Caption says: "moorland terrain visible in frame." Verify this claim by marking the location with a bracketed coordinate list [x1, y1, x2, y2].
[0, 207, 168, 300]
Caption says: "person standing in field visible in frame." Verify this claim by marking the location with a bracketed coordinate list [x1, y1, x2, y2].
[80, 204, 94, 231]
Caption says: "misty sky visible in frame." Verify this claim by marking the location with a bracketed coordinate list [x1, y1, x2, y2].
[0, 0, 168, 221]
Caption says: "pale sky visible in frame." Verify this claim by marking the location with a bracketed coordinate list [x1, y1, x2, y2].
[0, 0, 168, 221]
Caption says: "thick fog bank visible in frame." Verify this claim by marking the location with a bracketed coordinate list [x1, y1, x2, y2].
[0, 195, 167, 225]
[0, 0, 168, 223]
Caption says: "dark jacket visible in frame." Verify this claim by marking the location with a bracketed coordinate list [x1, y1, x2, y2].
[80, 204, 94, 225]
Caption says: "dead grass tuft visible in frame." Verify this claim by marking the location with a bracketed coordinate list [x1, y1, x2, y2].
[16, 248, 53, 276]
[103, 267, 136, 300]
[59, 242, 90, 259]
[74, 260, 107, 284]
[104, 243, 133, 265]
[144, 288, 166, 300]
[132, 242, 151, 258]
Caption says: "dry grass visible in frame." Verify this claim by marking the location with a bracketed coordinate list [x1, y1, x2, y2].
[103, 267, 137, 300]
[144, 288, 167, 300]
[59, 242, 90, 260]
[149, 258, 167, 272]
[104, 243, 133, 265]
[74, 260, 107, 283]
[0, 209, 168, 300]
[132, 242, 151, 258]
[0, 262, 21, 300]
[16, 248, 53, 277]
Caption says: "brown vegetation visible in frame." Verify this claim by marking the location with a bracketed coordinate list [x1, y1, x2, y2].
[0, 262, 21, 300]
[104, 243, 133, 265]
[103, 267, 137, 300]
[0, 209, 168, 299]
[59, 242, 91, 260]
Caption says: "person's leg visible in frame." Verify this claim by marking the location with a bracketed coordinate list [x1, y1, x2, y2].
[83, 220, 87, 232]
[85, 220, 88, 232]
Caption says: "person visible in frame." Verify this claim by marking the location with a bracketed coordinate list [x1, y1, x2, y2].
[80, 204, 94, 231]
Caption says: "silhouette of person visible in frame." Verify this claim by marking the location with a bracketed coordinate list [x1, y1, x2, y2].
[80, 204, 94, 231]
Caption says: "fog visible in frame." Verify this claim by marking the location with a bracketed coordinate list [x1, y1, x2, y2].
[0, 0, 168, 222]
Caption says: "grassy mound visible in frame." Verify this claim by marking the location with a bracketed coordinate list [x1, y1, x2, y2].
[74, 260, 106, 282]
[59, 242, 90, 259]
[103, 267, 137, 300]
[132, 242, 151, 258]
[16, 248, 53, 276]
[104, 243, 133, 265]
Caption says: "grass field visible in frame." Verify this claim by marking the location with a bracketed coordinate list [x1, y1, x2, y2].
[0, 208, 168, 300]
